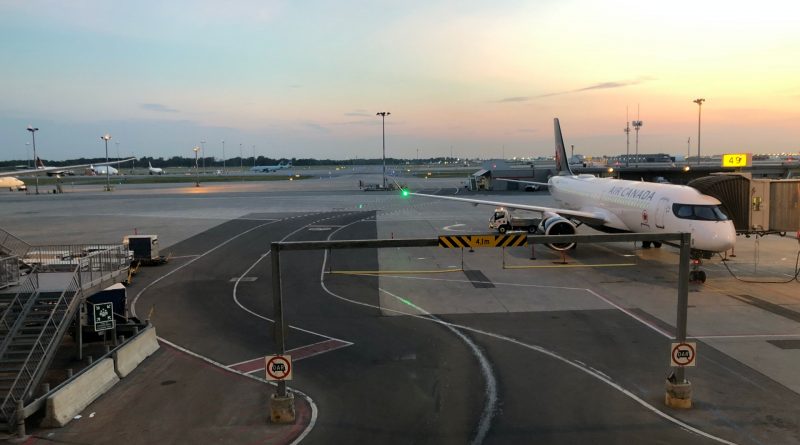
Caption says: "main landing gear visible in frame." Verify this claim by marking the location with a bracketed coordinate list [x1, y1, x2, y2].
[641, 241, 663, 249]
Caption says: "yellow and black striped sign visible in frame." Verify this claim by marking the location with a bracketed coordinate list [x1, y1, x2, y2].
[438, 234, 527, 248]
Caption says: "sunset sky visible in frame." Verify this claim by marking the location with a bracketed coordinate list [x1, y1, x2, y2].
[1, 0, 799, 161]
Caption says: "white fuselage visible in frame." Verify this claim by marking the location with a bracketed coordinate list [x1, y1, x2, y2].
[93, 165, 119, 175]
[549, 175, 736, 253]
[0, 177, 26, 191]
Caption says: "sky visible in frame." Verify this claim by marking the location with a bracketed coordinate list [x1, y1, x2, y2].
[1, 0, 799, 161]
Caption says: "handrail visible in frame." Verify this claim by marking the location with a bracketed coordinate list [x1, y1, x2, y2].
[0, 228, 32, 259]
[0, 255, 20, 289]
[0, 266, 80, 428]
[0, 269, 39, 356]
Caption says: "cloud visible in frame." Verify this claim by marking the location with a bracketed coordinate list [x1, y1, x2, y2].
[141, 103, 179, 113]
[300, 121, 330, 133]
[344, 111, 372, 117]
[497, 77, 654, 103]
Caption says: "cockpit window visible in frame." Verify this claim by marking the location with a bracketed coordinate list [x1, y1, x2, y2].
[672, 203, 729, 221]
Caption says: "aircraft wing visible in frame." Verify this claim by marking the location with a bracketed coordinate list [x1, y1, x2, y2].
[0, 157, 136, 178]
[411, 192, 607, 226]
[496, 178, 549, 187]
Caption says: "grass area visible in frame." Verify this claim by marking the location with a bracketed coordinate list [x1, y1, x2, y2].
[32, 174, 314, 186]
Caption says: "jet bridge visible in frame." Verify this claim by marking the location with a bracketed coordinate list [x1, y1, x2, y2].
[688, 173, 800, 235]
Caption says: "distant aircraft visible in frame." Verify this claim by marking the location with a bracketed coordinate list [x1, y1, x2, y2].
[0, 176, 26, 191]
[90, 164, 120, 175]
[251, 161, 292, 173]
[411, 118, 736, 282]
[148, 162, 164, 175]
[0, 157, 135, 190]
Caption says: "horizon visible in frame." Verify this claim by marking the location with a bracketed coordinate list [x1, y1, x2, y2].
[2, 1, 799, 161]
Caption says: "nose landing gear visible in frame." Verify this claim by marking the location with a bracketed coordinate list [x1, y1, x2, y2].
[689, 258, 706, 283]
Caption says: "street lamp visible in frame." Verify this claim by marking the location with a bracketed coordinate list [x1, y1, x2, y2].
[376, 111, 390, 188]
[693, 98, 705, 165]
[101, 134, 112, 191]
[25, 142, 30, 168]
[624, 120, 630, 167]
[27, 126, 39, 194]
[221, 140, 226, 174]
[193, 146, 200, 187]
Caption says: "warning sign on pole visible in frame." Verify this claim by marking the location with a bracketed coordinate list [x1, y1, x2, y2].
[265, 355, 292, 381]
[670, 342, 697, 367]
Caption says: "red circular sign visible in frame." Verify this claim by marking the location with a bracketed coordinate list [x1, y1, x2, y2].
[266, 356, 291, 380]
[671, 343, 695, 366]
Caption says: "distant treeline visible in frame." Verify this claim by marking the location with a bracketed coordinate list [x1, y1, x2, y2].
[0, 156, 464, 168]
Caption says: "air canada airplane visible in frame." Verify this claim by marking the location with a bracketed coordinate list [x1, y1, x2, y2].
[412, 118, 736, 282]
[148, 162, 164, 175]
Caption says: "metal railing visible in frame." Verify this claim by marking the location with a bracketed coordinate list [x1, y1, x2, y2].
[0, 271, 39, 357]
[0, 228, 31, 259]
[0, 256, 20, 289]
[0, 268, 80, 430]
[24, 244, 125, 273]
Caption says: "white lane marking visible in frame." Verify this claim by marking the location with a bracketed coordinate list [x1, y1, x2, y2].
[169, 254, 202, 259]
[379, 288, 498, 445]
[130, 217, 292, 318]
[319, 221, 739, 445]
[231, 213, 357, 343]
[157, 337, 318, 445]
[443, 223, 467, 232]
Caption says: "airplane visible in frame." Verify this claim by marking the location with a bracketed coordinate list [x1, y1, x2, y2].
[148, 162, 164, 175]
[91, 164, 119, 175]
[0, 157, 136, 191]
[410, 118, 736, 282]
[0, 176, 26, 191]
[251, 161, 292, 173]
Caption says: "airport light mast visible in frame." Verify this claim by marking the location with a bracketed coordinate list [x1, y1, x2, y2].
[200, 139, 206, 176]
[693, 98, 705, 165]
[101, 133, 112, 192]
[25, 142, 30, 168]
[193, 146, 200, 187]
[632, 119, 643, 166]
[624, 120, 630, 167]
[377, 111, 390, 189]
[27, 126, 39, 195]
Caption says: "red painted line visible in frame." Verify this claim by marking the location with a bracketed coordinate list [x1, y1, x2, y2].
[228, 339, 351, 373]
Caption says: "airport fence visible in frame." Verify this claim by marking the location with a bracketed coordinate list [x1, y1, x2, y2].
[24, 244, 130, 276]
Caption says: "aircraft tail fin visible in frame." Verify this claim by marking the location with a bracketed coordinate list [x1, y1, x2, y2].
[36, 157, 45, 168]
[554, 118, 573, 175]
[149, 161, 153, 168]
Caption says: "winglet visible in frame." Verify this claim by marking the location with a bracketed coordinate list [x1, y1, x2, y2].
[554, 118, 573, 175]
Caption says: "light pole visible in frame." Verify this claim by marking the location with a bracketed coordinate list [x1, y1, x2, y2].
[101, 134, 112, 191]
[693, 98, 705, 165]
[376, 111, 390, 189]
[632, 119, 643, 166]
[221, 140, 226, 174]
[687, 137, 691, 161]
[193, 146, 200, 187]
[27, 126, 39, 194]
[115, 141, 120, 165]
[25, 142, 30, 168]
[200, 139, 206, 176]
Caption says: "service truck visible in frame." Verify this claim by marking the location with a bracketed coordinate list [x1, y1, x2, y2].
[489, 207, 540, 233]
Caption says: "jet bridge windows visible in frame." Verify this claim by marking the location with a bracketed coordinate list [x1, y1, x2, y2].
[672, 204, 729, 221]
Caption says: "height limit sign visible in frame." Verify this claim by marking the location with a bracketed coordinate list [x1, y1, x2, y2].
[265, 355, 292, 381]
[670, 342, 697, 367]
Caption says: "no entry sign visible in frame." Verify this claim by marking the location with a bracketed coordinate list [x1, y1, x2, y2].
[265, 355, 293, 381]
[670, 342, 697, 367]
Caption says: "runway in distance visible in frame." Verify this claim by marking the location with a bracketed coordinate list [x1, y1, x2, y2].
[148, 162, 164, 175]
[411, 118, 736, 282]
[251, 161, 292, 173]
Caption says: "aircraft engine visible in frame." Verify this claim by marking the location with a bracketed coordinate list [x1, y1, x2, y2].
[538, 216, 577, 251]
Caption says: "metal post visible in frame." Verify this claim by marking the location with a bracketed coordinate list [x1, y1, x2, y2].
[27, 126, 39, 195]
[16, 400, 26, 438]
[693, 98, 705, 165]
[102, 134, 112, 191]
[271, 242, 287, 397]
[377, 112, 390, 189]
[675, 232, 691, 383]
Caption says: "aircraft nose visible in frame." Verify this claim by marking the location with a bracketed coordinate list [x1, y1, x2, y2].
[700, 221, 736, 252]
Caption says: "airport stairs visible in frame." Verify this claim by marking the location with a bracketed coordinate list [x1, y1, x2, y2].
[0, 269, 82, 431]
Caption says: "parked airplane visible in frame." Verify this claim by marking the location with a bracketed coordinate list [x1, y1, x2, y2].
[0, 157, 135, 191]
[0, 176, 26, 191]
[411, 118, 736, 282]
[251, 161, 292, 173]
[148, 162, 164, 175]
[90, 164, 119, 175]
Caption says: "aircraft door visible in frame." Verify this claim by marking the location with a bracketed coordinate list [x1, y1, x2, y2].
[655, 197, 670, 229]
